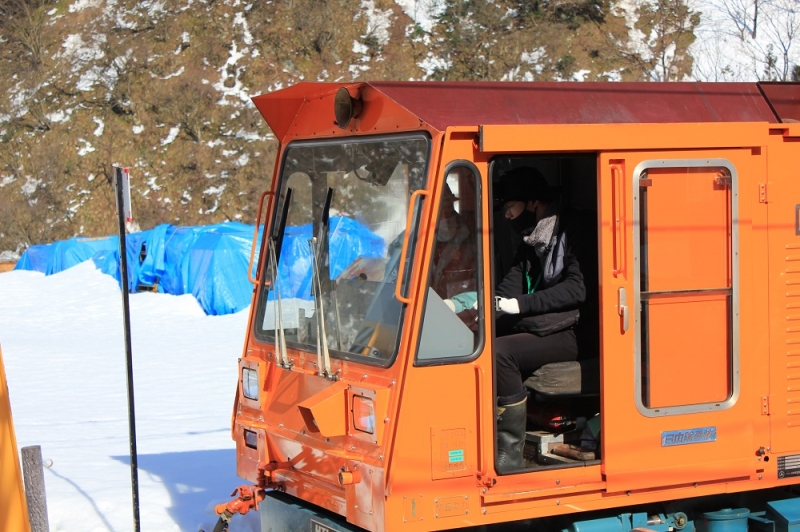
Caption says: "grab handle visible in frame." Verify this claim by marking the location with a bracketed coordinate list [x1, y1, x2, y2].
[618, 287, 629, 332]
[475, 364, 487, 477]
[248, 190, 275, 284]
[611, 164, 626, 278]
[394, 189, 428, 305]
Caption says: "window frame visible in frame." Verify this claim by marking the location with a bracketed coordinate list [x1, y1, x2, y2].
[632, 158, 740, 417]
[415, 160, 486, 367]
[251, 132, 433, 369]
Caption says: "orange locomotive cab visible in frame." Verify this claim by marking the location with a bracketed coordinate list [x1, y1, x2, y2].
[226, 82, 800, 532]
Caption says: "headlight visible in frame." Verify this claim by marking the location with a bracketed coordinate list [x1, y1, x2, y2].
[352, 395, 375, 434]
[242, 367, 259, 401]
[334, 87, 362, 129]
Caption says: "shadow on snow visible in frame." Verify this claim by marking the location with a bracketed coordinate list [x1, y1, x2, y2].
[113, 448, 259, 532]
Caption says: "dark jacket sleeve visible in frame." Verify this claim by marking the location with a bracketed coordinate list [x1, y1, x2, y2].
[496, 261, 524, 298]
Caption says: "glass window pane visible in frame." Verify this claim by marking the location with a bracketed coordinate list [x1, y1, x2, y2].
[254, 135, 430, 366]
[639, 165, 733, 408]
[418, 166, 482, 361]
[642, 167, 731, 292]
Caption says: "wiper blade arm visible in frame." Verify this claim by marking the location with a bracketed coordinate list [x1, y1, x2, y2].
[310, 236, 331, 377]
[268, 188, 292, 369]
[310, 187, 335, 379]
[269, 238, 289, 368]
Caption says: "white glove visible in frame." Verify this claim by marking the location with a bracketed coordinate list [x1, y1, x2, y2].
[496, 297, 520, 314]
[443, 299, 456, 312]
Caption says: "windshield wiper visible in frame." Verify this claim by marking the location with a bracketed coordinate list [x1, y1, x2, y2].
[270, 188, 292, 369]
[309, 187, 336, 380]
[269, 239, 289, 368]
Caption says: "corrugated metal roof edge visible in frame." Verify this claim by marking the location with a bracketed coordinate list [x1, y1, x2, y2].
[252, 81, 793, 139]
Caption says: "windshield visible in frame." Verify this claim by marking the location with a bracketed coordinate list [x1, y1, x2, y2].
[254, 134, 430, 365]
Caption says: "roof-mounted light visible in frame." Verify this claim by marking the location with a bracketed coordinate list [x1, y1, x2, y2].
[334, 87, 362, 129]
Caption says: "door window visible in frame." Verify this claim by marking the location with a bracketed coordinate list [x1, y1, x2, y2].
[417, 163, 483, 363]
[634, 160, 738, 414]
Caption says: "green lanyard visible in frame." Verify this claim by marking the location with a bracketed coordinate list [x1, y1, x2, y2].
[526, 270, 542, 294]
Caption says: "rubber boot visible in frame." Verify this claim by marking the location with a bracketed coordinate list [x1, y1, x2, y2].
[496, 397, 527, 474]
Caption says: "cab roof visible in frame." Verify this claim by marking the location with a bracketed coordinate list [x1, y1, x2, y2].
[252, 81, 800, 143]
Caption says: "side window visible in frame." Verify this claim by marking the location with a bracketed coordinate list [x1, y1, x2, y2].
[634, 160, 738, 414]
[417, 164, 483, 363]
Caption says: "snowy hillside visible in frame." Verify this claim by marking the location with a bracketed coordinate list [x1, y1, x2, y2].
[1, 0, 798, 258]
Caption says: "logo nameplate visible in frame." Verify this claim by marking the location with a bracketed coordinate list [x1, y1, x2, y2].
[661, 427, 717, 447]
[311, 519, 335, 532]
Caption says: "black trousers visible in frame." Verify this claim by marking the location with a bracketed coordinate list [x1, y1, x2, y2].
[495, 328, 578, 405]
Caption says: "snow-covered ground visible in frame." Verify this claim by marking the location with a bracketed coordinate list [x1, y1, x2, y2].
[0, 262, 259, 532]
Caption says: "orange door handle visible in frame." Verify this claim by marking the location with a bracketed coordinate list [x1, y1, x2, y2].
[618, 287, 629, 332]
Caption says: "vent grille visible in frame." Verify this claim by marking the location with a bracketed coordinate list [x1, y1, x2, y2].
[784, 246, 800, 428]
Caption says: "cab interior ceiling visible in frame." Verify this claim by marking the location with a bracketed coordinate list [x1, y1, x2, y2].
[491, 154, 598, 211]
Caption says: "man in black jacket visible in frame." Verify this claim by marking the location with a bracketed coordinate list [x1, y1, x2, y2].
[493, 167, 598, 473]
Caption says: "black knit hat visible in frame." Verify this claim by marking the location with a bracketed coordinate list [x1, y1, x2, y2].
[498, 167, 555, 204]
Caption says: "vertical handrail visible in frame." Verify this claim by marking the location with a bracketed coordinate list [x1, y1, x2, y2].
[394, 189, 428, 305]
[248, 191, 276, 285]
[611, 164, 626, 278]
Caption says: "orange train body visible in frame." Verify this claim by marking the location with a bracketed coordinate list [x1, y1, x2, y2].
[229, 82, 800, 531]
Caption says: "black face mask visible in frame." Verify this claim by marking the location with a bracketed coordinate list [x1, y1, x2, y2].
[510, 209, 538, 234]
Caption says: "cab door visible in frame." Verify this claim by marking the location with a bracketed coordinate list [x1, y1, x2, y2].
[600, 148, 760, 492]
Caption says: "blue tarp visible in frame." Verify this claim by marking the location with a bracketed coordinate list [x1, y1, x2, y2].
[14, 218, 385, 316]
[15, 236, 117, 275]
[90, 223, 266, 315]
[275, 216, 386, 301]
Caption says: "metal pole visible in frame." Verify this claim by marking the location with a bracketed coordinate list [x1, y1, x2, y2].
[115, 166, 140, 532]
[21, 445, 49, 532]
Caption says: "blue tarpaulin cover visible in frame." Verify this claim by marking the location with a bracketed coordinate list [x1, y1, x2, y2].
[15, 218, 385, 316]
[15, 236, 118, 275]
[274, 216, 386, 301]
[88, 223, 261, 315]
